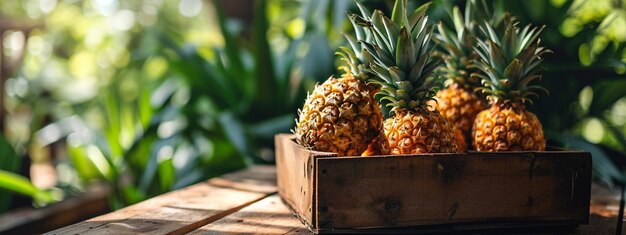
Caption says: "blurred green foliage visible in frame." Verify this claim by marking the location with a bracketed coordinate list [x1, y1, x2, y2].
[499, 0, 626, 186]
[0, 0, 353, 211]
[1, 0, 228, 210]
[0, 135, 56, 211]
[0, 0, 623, 214]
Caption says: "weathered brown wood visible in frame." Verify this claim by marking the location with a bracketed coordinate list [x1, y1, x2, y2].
[315, 152, 590, 230]
[275, 134, 336, 229]
[46, 165, 277, 235]
[209, 165, 277, 194]
[0, 185, 109, 234]
[275, 134, 592, 232]
[189, 194, 309, 234]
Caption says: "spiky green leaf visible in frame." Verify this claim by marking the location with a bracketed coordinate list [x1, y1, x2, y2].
[396, 27, 414, 72]
[472, 15, 549, 104]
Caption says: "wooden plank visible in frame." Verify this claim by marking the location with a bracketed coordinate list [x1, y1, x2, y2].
[0, 184, 109, 234]
[314, 151, 591, 230]
[189, 194, 309, 234]
[275, 134, 335, 228]
[577, 182, 622, 234]
[46, 165, 277, 235]
[577, 215, 619, 235]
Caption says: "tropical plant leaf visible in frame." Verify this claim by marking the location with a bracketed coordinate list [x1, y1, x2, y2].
[217, 112, 249, 160]
[103, 89, 123, 159]
[248, 114, 295, 139]
[139, 136, 178, 195]
[158, 157, 175, 192]
[0, 170, 58, 206]
[0, 135, 19, 212]
[66, 144, 100, 182]
[251, 0, 278, 111]
[120, 185, 144, 208]
[213, 0, 245, 79]
[589, 79, 626, 117]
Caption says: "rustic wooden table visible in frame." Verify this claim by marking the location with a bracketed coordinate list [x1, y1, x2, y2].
[47, 165, 623, 234]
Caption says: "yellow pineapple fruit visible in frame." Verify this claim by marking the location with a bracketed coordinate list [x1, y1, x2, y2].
[474, 102, 545, 151]
[454, 127, 467, 152]
[433, 0, 502, 143]
[294, 5, 383, 156]
[355, 0, 457, 154]
[472, 15, 550, 151]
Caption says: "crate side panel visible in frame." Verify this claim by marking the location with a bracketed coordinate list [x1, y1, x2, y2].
[534, 151, 591, 223]
[275, 134, 336, 228]
[315, 153, 590, 229]
[275, 134, 313, 226]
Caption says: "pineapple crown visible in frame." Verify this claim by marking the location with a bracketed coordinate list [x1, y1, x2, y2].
[435, 0, 502, 89]
[336, 2, 376, 80]
[473, 14, 551, 105]
[351, 0, 441, 115]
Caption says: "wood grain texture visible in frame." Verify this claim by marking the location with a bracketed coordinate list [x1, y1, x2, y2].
[315, 152, 591, 230]
[46, 165, 277, 235]
[275, 134, 336, 228]
[189, 194, 308, 234]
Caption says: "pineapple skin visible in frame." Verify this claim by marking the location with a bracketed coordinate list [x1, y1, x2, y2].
[361, 134, 389, 156]
[454, 127, 467, 153]
[383, 109, 458, 155]
[472, 102, 545, 151]
[435, 83, 487, 140]
[295, 75, 383, 156]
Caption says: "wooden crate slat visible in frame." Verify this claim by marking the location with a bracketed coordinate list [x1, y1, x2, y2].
[275, 133, 336, 228]
[46, 166, 277, 235]
[315, 152, 591, 229]
[189, 194, 308, 234]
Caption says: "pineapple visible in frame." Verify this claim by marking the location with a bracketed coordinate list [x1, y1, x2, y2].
[293, 4, 383, 156]
[294, 75, 382, 157]
[472, 15, 550, 151]
[433, 0, 500, 143]
[355, 0, 457, 154]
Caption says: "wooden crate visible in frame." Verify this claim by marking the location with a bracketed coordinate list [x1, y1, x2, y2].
[275, 134, 592, 233]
